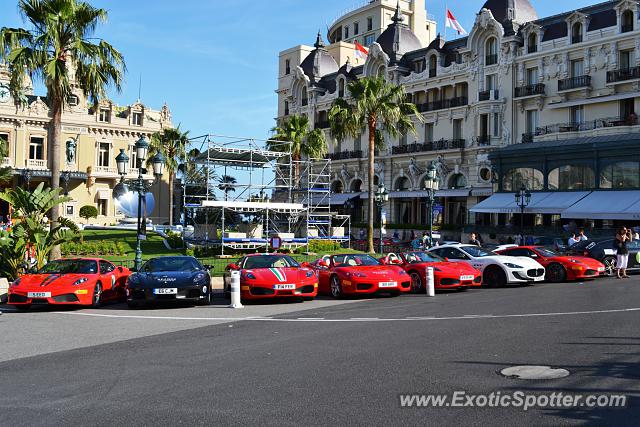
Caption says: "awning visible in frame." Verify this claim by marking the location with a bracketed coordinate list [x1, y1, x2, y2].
[309, 193, 360, 205]
[435, 188, 470, 197]
[97, 189, 110, 200]
[470, 193, 518, 213]
[562, 191, 640, 220]
[524, 191, 591, 214]
[389, 190, 432, 198]
[471, 188, 493, 197]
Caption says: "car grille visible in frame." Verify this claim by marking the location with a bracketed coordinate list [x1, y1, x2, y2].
[31, 298, 49, 305]
[527, 268, 545, 277]
[584, 269, 597, 275]
[473, 276, 482, 284]
[357, 283, 373, 291]
[250, 287, 275, 296]
[298, 285, 315, 294]
[186, 289, 201, 299]
[440, 278, 461, 286]
[53, 293, 79, 303]
[400, 281, 411, 289]
[8, 294, 28, 303]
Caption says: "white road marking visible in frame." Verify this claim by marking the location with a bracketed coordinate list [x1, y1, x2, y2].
[50, 307, 640, 322]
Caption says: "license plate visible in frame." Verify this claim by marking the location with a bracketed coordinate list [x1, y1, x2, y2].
[597, 267, 605, 272]
[274, 284, 295, 290]
[153, 288, 177, 295]
[378, 281, 397, 288]
[27, 292, 51, 298]
[460, 275, 474, 281]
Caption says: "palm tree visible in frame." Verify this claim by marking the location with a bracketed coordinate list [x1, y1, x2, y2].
[148, 126, 189, 226]
[1, 0, 125, 260]
[329, 75, 421, 253]
[217, 174, 237, 201]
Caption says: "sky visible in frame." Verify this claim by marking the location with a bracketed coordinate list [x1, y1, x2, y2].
[1, 0, 601, 144]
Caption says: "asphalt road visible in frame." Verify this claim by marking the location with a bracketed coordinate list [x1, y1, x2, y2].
[1, 277, 640, 426]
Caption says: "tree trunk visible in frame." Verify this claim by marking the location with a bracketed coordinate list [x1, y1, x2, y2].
[367, 117, 376, 254]
[168, 171, 174, 226]
[49, 101, 62, 260]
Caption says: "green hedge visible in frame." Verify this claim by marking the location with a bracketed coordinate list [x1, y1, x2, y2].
[62, 241, 128, 257]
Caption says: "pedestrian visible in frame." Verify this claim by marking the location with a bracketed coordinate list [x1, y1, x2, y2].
[469, 232, 481, 247]
[577, 228, 588, 241]
[421, 231, 430, 249]
[568, 232, 579, 247]
[615, 227, 633, 279]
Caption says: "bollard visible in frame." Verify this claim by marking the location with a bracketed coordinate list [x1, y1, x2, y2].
[229, 270, 244, 309]
[426, 266, 435, 297]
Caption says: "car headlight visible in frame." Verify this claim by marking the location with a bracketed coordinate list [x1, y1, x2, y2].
[193, 272, 208, 283]
[504, 263, 523, 269]
[568, 259, 583, 264]
[398, 270, 407, 276]
[346, 271, 367, 278]
[305, 270, 315, 278]
[72, 278, 88, 286]
[245, 272, 256, 280]
[10, 278, 21, 288]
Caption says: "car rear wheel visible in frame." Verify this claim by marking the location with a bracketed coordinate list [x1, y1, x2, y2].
[92, 283, 102, 308]
[483, 266, 507, 287]
[409, 271, 423, 293]
[546, 263, 567, 283]
[330, 275, 343, 299]
[603, 256, 617, 277]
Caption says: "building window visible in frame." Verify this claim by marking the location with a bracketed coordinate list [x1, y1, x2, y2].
[285, 59, 290, 75]
[621, 10, 634, 33]
[493, 113, 500, 137]
[526, 109, 539, 134]
[132, 111, 143, 126]
[450, 173, 467, 189]
[571, 22, 582, 44]
[301, 87, 308, 106]
[620, 98, 635, 122]
[354, 134, 362, 152]
[98, 142, 110, 167]
[97, 199, 108, 216]
[527, 33, 537, 53]
[620, 50, 632, 70]
[364, 34, 375, 46]
[425, 123, 434, 142]
[485, 37, 498, 65]
[65, 204, 75, 216]
[98, 108, 110, 123]
[503, 168, 544, 191]
[570, 105, 584, 124]
[526, 68, 538, 85]
[0, 132, 8, 147]
[354, 22, 359, 35]
[344, 26, 349, 39]
[453, 119, 463, 140]
[338, 79, 345, 98]
[68, 95, 79, 106]
[284, 100, 289, 116]
[600, 162, 640, 188]
[486, 74, 495, 91]
[413, 59, 425, 73]
[571, 59, 584, 77]
[367, 16, 373, 31]
[428, 55, 437, 77]
[29, 136, 44, 160]
[129, 146, 138, 170]
[548, 165, 594, 190]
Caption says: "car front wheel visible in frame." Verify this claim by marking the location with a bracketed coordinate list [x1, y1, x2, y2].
[603, 256, 616, 277]
[330, 275, 343, 299]
[483, 266, 507, 287]
[546, 263, 567, 283]
[92, 283, 102, 308]
[409, 271, 423, 293]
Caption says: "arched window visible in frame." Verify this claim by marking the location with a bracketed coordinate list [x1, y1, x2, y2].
[527, 33, 537, 53]
[350, 179, 363, 192]
[503, 168, 544, 191]
[548, 165, 594, 190]
[449, 173, 467, 189]
[338, 79, 345, 98]
[301, 87, 308, 106]
[571, 22, 582, 44]
[429, 55, 437, 77]
[331, 180, 344, 193]
[599, 162, 640, 189]
[373, 175, 380, 187]
[485, 37, 498, 65]
[621, 10, 634, 33]
[395, 176, 410, 191]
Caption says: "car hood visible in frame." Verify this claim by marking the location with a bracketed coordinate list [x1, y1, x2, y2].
[130, 271, 207, 287]
[482, 255, 544, 269]
[335, 265, 405, 277]
[552, 256, 604, 267]
[243, 267, 315, 283]
[15, 273, 96, 289]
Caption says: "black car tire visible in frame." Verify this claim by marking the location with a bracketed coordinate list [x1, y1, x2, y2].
[483, 265, 507, 287]
[92, 283, 102, 308]
[603, 256, 617, 277]
[409, 271, 423, 293]
[302, 296, 314, 301]
[330, 275, 343, 299]
[127, 300, 140, 309]
[198, 286, 212, 306]
[546, 263, 567, 283]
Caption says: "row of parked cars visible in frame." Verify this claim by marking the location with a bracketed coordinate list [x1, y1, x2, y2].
[6, 240, 614, 309]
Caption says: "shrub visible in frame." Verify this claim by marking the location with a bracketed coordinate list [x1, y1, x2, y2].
[79, 205, 99, 224]
[165, 230, 183, 249]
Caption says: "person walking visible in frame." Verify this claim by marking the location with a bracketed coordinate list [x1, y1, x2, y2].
[568, 233, 579, 247]
[615, 227, 633, 279]
[469, 232, 482, 247]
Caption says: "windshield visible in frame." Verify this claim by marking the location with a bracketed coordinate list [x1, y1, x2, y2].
[37, 259, 98, 274]
[142, 257, 203, 272]
[536, 247, 558, 257]
[242, 255, 300, 269]
[402, 251, 444, 263]
[333, 254, 380, 267]
[461, 246, 493, 257]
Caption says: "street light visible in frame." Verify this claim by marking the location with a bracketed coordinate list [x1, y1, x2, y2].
[515, 185, 531, 242]
[374, 182, 389, 254]
[424, 163, 439, 248]
[115, 135, 162, 271]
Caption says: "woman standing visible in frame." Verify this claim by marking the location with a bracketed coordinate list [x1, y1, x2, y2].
[615, 227, 633, 279]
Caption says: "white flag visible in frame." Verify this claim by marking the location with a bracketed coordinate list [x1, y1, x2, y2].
[446, 9, 467, 35]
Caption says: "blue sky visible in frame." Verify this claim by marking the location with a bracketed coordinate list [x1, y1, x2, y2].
[1, 0, 599, 142]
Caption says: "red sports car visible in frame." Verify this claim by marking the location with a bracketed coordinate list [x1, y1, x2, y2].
[313, 253, 411, 298]
[8, 258, 130, 310]
[224, 253, 318, 301]
[495, 246, 606, 282]
[383, 251, 482, 292]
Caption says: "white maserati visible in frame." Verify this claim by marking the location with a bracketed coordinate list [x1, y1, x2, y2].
[427, 244, 545, 287]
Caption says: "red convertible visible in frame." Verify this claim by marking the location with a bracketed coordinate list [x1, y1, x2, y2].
[8, 258, 130, 310]
[495, 246, 605, 282]
[383, 251, 482, 292]
[313, 253, 411, 298]
[224, 253, 318, 301]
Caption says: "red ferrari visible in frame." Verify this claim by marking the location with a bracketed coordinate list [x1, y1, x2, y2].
[313, 253, 411, 298]
[495, 246, 606, 282]
[224, 253, 318, 301]
[383, 251, 482, 292]
[8, 258, 131, 310]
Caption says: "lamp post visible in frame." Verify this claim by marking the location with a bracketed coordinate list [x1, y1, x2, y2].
[424, 164, 439, 248]
[374, 182, 389, 254]
[115, 135, 163, 271]
[515, 185, 531, 242]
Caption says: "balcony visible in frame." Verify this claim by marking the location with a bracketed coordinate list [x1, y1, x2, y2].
[415, 97, 468, 113]
[1, 157, 12, 167]
[391, 139, 465, 154]
[530, 116, 638, 140]
[475, 135, 491, 146]
[515, 83, 545, 98]
[93, 165, 118, 175]
[479, 90, 499, 101]
[607, 66, 640, 84]
[485, 54, 498, 66]
[558, 75, 591, 91]
[325, 150, 363, 160]
[315, 120, 330, 129]
[26, 159, 47, 169]
[521, 133, 535, 143]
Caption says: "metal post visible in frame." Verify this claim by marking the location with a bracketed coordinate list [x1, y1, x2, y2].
[426, 266, 435, 297]
[427, 191, 433, 249]
[378, 203, 383, 255]
[134, 173, 143, 271]
[229, 270, 243, 309]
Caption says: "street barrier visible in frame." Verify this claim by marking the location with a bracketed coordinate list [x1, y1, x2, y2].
[229, 270, 243, 309]
[426, 266, 435, 297]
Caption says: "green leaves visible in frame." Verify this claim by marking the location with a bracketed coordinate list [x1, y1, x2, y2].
[270, 114, 329, 160]
[148, 126, 190, 177]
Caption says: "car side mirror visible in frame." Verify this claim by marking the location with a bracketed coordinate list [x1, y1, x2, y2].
[300, 262, 311, 268]
[204, 264, 213, 270]
[227, 263, 239, 270]
[530, 254, 538, 258]
[391, 259, 402, 265]
[318, 260, 328, 268]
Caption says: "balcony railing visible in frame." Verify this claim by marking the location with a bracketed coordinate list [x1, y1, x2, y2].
[515, 83, 546, 98]
[607, 66, 640, 83]
[1, 157, 12, 167]
[391, 139, 465, 154]
[93, 165, 117, 175]
[558, 75, 591, 91]
[428, 68, 436, 78]
[325, 150, 363, 160]
[479, 90, 499, 101]
[475, 135, 491, 146]
[521, 133, 535, 143]
[315, 120, 330, 129]
[621, 23, 634, 33]
[486, 54, 498, 65]
[533, 116, 639, 136]
[415, 96, 468, 113]
[26, 159, 47, 169]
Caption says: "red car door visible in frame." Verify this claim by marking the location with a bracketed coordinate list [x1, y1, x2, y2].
[315, 257, 332, 294]
[99, 260, 118, 300]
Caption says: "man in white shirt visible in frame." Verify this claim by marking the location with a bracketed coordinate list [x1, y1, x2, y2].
[568, 233, 579, 247]
[578, 228, 588, 241]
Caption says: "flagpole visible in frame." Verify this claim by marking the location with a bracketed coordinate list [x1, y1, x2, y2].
[443, 1, 447, 41]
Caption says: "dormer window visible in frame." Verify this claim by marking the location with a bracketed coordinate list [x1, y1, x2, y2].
[132, 111, 143, 126]
[68, 95, 79, 106]
[486, 37, 498, 65]
[571, 22, 582, 44]
[344, 26, 349, 39]
[338, 79, 345, 98]
[527, 33, 537, 54]
[428, 55, 437, 77]
[354, 22, 359, 35]
[301, 87, 308, 106]
[621, 10, 634, 33]
[98, 108, 110, 123]
[413, 59, 425, 73]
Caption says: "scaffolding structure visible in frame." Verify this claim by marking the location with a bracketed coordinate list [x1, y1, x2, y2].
[182, 134, 350, 254]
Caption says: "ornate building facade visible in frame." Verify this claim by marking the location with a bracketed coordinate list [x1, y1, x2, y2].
[278, 0, 640, 229]
[0, 64, 172, 226]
